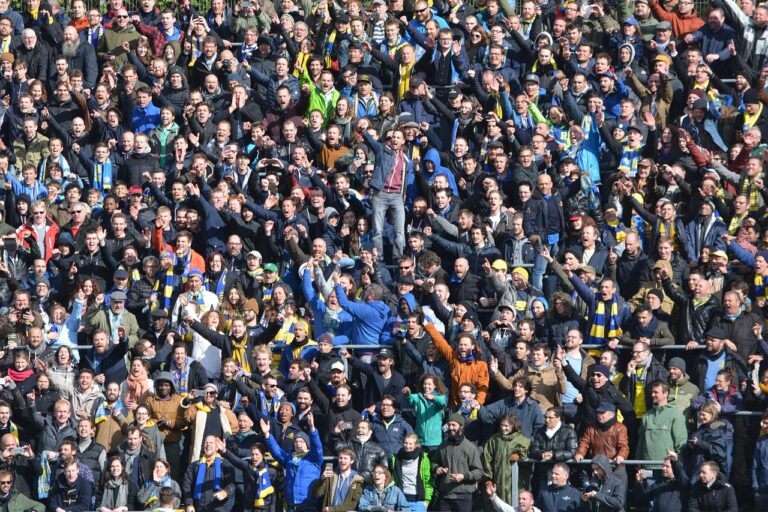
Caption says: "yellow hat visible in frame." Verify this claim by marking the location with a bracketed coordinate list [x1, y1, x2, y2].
[512, 267, 529, 281]
[491, 259, 508, 271]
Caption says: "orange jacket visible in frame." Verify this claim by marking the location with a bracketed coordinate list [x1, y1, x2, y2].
[152, 226, 206, 274]
[649, 0, 704, 37]
[425, 323, 489, 406]
[575, 420, 630, 461]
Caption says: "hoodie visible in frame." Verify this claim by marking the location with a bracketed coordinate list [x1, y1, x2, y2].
[334, 284, 392, 345]
[590, 453, 627, 511]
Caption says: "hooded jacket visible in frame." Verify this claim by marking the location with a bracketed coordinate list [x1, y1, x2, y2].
[334, 284, 391, 345]
[636, 403, 688, 465]
[501, 362, 567, 411]
[48, 473, 92, 512]
[265, 428, 322, 507]
[426, 322, 490, 405]
[590, 453, 627, 511]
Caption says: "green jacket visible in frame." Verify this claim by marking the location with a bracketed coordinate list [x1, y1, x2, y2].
[87, 309, 140, 348]
[12, 134, 50, 170]
[300, 69, 339, 126]
[391, 450, 434, 503]
[407, 392, 447, 448]
[431, 437, 484, 497]
[482, 432, 530, 506]
[311, 472, 365, 512]
[5, 492, 45, 512]
[637, 403, 688, 465]
[669, 373, 700, 416]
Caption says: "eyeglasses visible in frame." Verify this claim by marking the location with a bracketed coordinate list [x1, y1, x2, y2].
[33, 211, 45, 215]
[0, 481, 12, 485]
[70, 210, 83, 214]
[265, 384, 277, 388]
[116, 14, 128, 18]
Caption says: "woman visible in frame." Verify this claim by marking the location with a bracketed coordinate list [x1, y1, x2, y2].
[76, 277, 102, 315]
[404, 374, 447, 452]
[162, 43, 178, 67]
[134, 37, 154, 66]
[547, 292, 580, 349]
[128, 405, 166, 460]
[347, 217, 373, 257]
[482, 413, 531, 506]
[371, 92, 399, 139]
[358, 465, 410, 511]
[684, 401, 731, 479]
[28, 79, 47, 106]
[465, 28, 488, 63]
[221, 286, 246, 327]
[391, 435, 433, 512]
[120, 359, 154, 409]
[136, 459, 181, 510]
[332, 97, 355, 146]
[32, 371, 61, 415]
[45, 345, 77, 398]
[98, 456, 139, 512]
[204, 252, 235, 306]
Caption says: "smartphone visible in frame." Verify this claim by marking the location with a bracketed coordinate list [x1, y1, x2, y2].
[194, 389, 207, 399]
[10, 447, 24, 456]
[341, 421, 353, 430]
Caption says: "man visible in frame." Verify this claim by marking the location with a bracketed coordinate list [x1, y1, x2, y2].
[65, 368, 104, 421]
[619, 305, 674, 347]
[86, 290, 139, 347]
[615, 232, 648, 299]
[574, 401, 629, 466]
[496, 343, 566, 411]
[620, 341, 669, 419]
[332, 419, 388, 484]
[312, 447, 364, 511]
[333, 274, 391, 346]
[708, 290, 763, 363]
[80, 329, 128, 387]
[75, 418, 105, 486]
[667, 357, 700, 421]
[49, 457, 92, 512]
[371, 395, 414, 455]
[0, 468, 43, 511]
[21, 398, 76, 456]
[684, 199, 727, 264]
[93, 381, 128, 451]
[662, 269, 719, 346]
[537, 462, 581, 512]
[98, 7, 140, 69]
[688, 461, 738, 511]
[477, 375, 544, 439]
[145, 371, 187, 477]
[182, 382, 238, 462]
[165, 342, 208, 395]
[0, 434, 36, 495]
[170, 269, 218, 327]
[694, 326, 749, 391]
[530, 408, 578, 489]
[61, 25, 96, 88]
[118, 425, 155, 487]
[360, 126, 411, 261]
[580, 454, 627, 511]
[345, 348, 405, 412]
[684, 8, 736, 77]
[430, 414, 483, 511]
[182, 435, 235, 512]
[15, 29, 47, 80]
[636, 381, 688, 465]
[636, 449, 688, 512]
[568, 267, 630, 348]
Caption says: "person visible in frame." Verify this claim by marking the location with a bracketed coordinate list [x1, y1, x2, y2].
[403, 374, 446, 452]
[636, 381, 688, 466]
[311, 447, 364, 512]
[357, 464, 410, 511]
[429, 413, 483, 511]
[136, 459, 182, 511]
[390, 434, 433, 512]
[482, 414, 530, 507]
[97, 455, 139, 512]
[529, 407, 578, 490]
[181, 383, 238, 462]
[536, 462, 582, 512]
[574, 401, 629, 467]
[48, 457, 92, 512]
[0, 468, 44, 511]
[580, 454, 626, 511]
[687, 461, 738, 511]
[331, 419, 388, 484]
[260, 412, 322, 511]
[181, 435, 235, 512]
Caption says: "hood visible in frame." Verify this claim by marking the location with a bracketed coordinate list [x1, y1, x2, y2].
[592, 453, 613, 478]
[399, 293, 418, 314]
[423, 148, 459, 196]
[536, 31, 554, 48]
[369, 300, 392, 320]
[672, 372, 691, 385]
[154, 371, 176, 394]
[619, 43, 636, 65]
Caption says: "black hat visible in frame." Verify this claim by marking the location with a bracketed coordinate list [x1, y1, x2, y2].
[378, 348, 395, 360]
[151, 309, 168, 319]
[692, 98, 709, 111]
[595, 401, 616, 413]
[744, 88, 760, 105]
[398, 274, 415, 285]
[336, 12, 350, 23]
[409, 76, 424, 89]
[448, 87, 461, 99]
[706, 326, 727, 339]
[113, 269, 129, 280]
[257, 35, 272, 46]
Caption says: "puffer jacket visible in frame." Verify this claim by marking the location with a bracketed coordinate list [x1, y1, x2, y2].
[530, 422, 578, 459]
[687, 473, 738, 511]
[662, 276, 720, 343]
[265, 428, 322, 507]
[575, 419, 630, 461]
[683, 419, 731, 479]
[333, 437, 389, 483]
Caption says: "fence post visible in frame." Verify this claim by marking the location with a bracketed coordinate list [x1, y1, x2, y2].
[511, 462, 519, 505]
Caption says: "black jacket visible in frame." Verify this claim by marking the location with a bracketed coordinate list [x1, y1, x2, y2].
[530, 424, 578, 463]
[694, 349, 748, 391]
[620, 356, 669, 412]
[707, 311, 762, 363]
[638, 458, 688, 512]
[687, 473, 738, 512]
[348, 356, 406, 410]
[79, 342, 128, 385]
[332, 437, 389, 483]
[662, 277, 720, 344]
[563, 363, 636, 435]
[48, 473, 92, 512]
[182, 456, 235, 510]
[589, 453, 626, 512]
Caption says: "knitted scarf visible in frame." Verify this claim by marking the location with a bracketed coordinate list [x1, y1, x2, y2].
[95, 398, 125, 424]
[258, 389, 282, 420]
[618, 141, 642, 177]
[588, 297, 623, 345]
[254, 466, 274, 508]
[142, 474, 172, 507]
[231, 334, 251, 373]
[39, 154, 70, 182]
[126, 369, 150, 404]
[108, 309, 124, 343]
[162, 267, 175, 311]
[397, 63, 414, 101]
[172, 357, 191, 395]
[744, 103, 764, 130]
[205, 269, 228, 303]
[7, 368, 33, 383]
[193, 455, 222, 500]
[739, 177, 761, 212]
[93, 160, 113, 193]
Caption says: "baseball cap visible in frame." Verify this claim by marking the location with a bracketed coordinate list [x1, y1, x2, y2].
[263, 263, 278, 273]
[524, 73, 539, 84]
[378, 348, 395, 360]
[656, 21, 672, 30]
[491, 259, 508, 271]
[330, 361, 345, 372]
[128, 185, 143, 195]
[595, 401, 616, 413]
[247, 250, 262, 260]
[111, 290, 127, 302]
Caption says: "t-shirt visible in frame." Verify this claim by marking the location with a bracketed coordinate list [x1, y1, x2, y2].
[563, 353, 582, 404]
[705, 352, 727, 390]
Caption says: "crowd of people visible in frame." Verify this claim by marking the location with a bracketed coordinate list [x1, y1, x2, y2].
[5, 0, 768, 510]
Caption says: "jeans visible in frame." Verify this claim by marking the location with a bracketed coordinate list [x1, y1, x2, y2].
[434, 494, 472, 511]
[408, 499, 428, 512]
[372, 190, 405, 261]
[532, 242, 558, 291]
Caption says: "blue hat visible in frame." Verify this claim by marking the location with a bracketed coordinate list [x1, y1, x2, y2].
[621, 17, 639, 26]
[188, 269, 203, 279]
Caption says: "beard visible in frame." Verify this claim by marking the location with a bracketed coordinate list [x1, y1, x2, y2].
[61, 41, 78, 57]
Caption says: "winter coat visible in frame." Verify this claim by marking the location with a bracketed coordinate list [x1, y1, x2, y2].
[371, 414, 414, 456]
[662, 277, 720, 343]
[265, 429, 322, 507]
[693, 349, 748, 391]
[2, 492, 44, 512]
[406, 392, 446, 448]
[562, 363, 636, 436]
[311, 471, 365, 512]
[530, 423, 578, 466]
[500, 363, 567, 411]
[707, 311, 763, 364]
[430, 435, 483, 498]
[638, 458, 688, 512]
[334, 284, 391, 345]
[333, 437, 389, 484]
[357, 482, 410, 511]
[649, 0, 704, 36]
[478, 396, 544, 439]
[47, 473, 92, 512]
[687, 473, 738, 511]
[753, 433, 768, 493]
[683, 419, 731, 478]
[181, 455, 235, 511]
[426, 322, 489, 405]
[537, 482, 582, 512]
[575, 419, 630, 461]
[482, 432, 530, 505]
[620, 356, 669, 413]
[97, 24, 141, 70]
[669, 373, 700, 418]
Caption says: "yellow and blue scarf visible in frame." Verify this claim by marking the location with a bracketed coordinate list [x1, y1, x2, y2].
[193, 455, 222, 500]
[588, 298, 623, 345]
[254, 467, 274, 507]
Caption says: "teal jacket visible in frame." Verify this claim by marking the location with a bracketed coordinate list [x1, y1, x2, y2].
[407, 392, 447, 448]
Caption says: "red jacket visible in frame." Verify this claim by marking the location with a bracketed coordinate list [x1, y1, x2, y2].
[17, 218, 59, 262]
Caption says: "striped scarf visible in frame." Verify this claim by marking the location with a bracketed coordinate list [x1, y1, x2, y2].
[39, 154, 71, 182]
[142, 475, 172, 507]
[254, 467, 274, 507]
[740, 177, 761, 212]
[618, 141, 642, 177]
[93, 160, 113, 193]
[95, 398, 125, 424]
[756, 274, 767, 302]
[588, 297, 623, 345]
[162, 267, 175, 312]
[258, 389, 282, 419]
[87, 25, 104, 47]
[205, 269, 228, 303]
[172, 357, 191, 395]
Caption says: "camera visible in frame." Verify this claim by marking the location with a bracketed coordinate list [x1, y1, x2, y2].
[581, 481, 600, 493]
[10, 447, 24, 456]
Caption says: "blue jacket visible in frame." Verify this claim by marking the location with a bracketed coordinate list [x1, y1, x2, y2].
[301, 269, 353, 343]
[335, 284, 392, 345]
[131, 101, 161, 134]
[478, 396, 544, 438]
[753, 434, 768, 493]
[683, 214, 727, 263]
[362, 131, 414, 193]
[358, 482, 411, 511]
[372, 413, 414, 455]
[265, 428, 322, 507]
